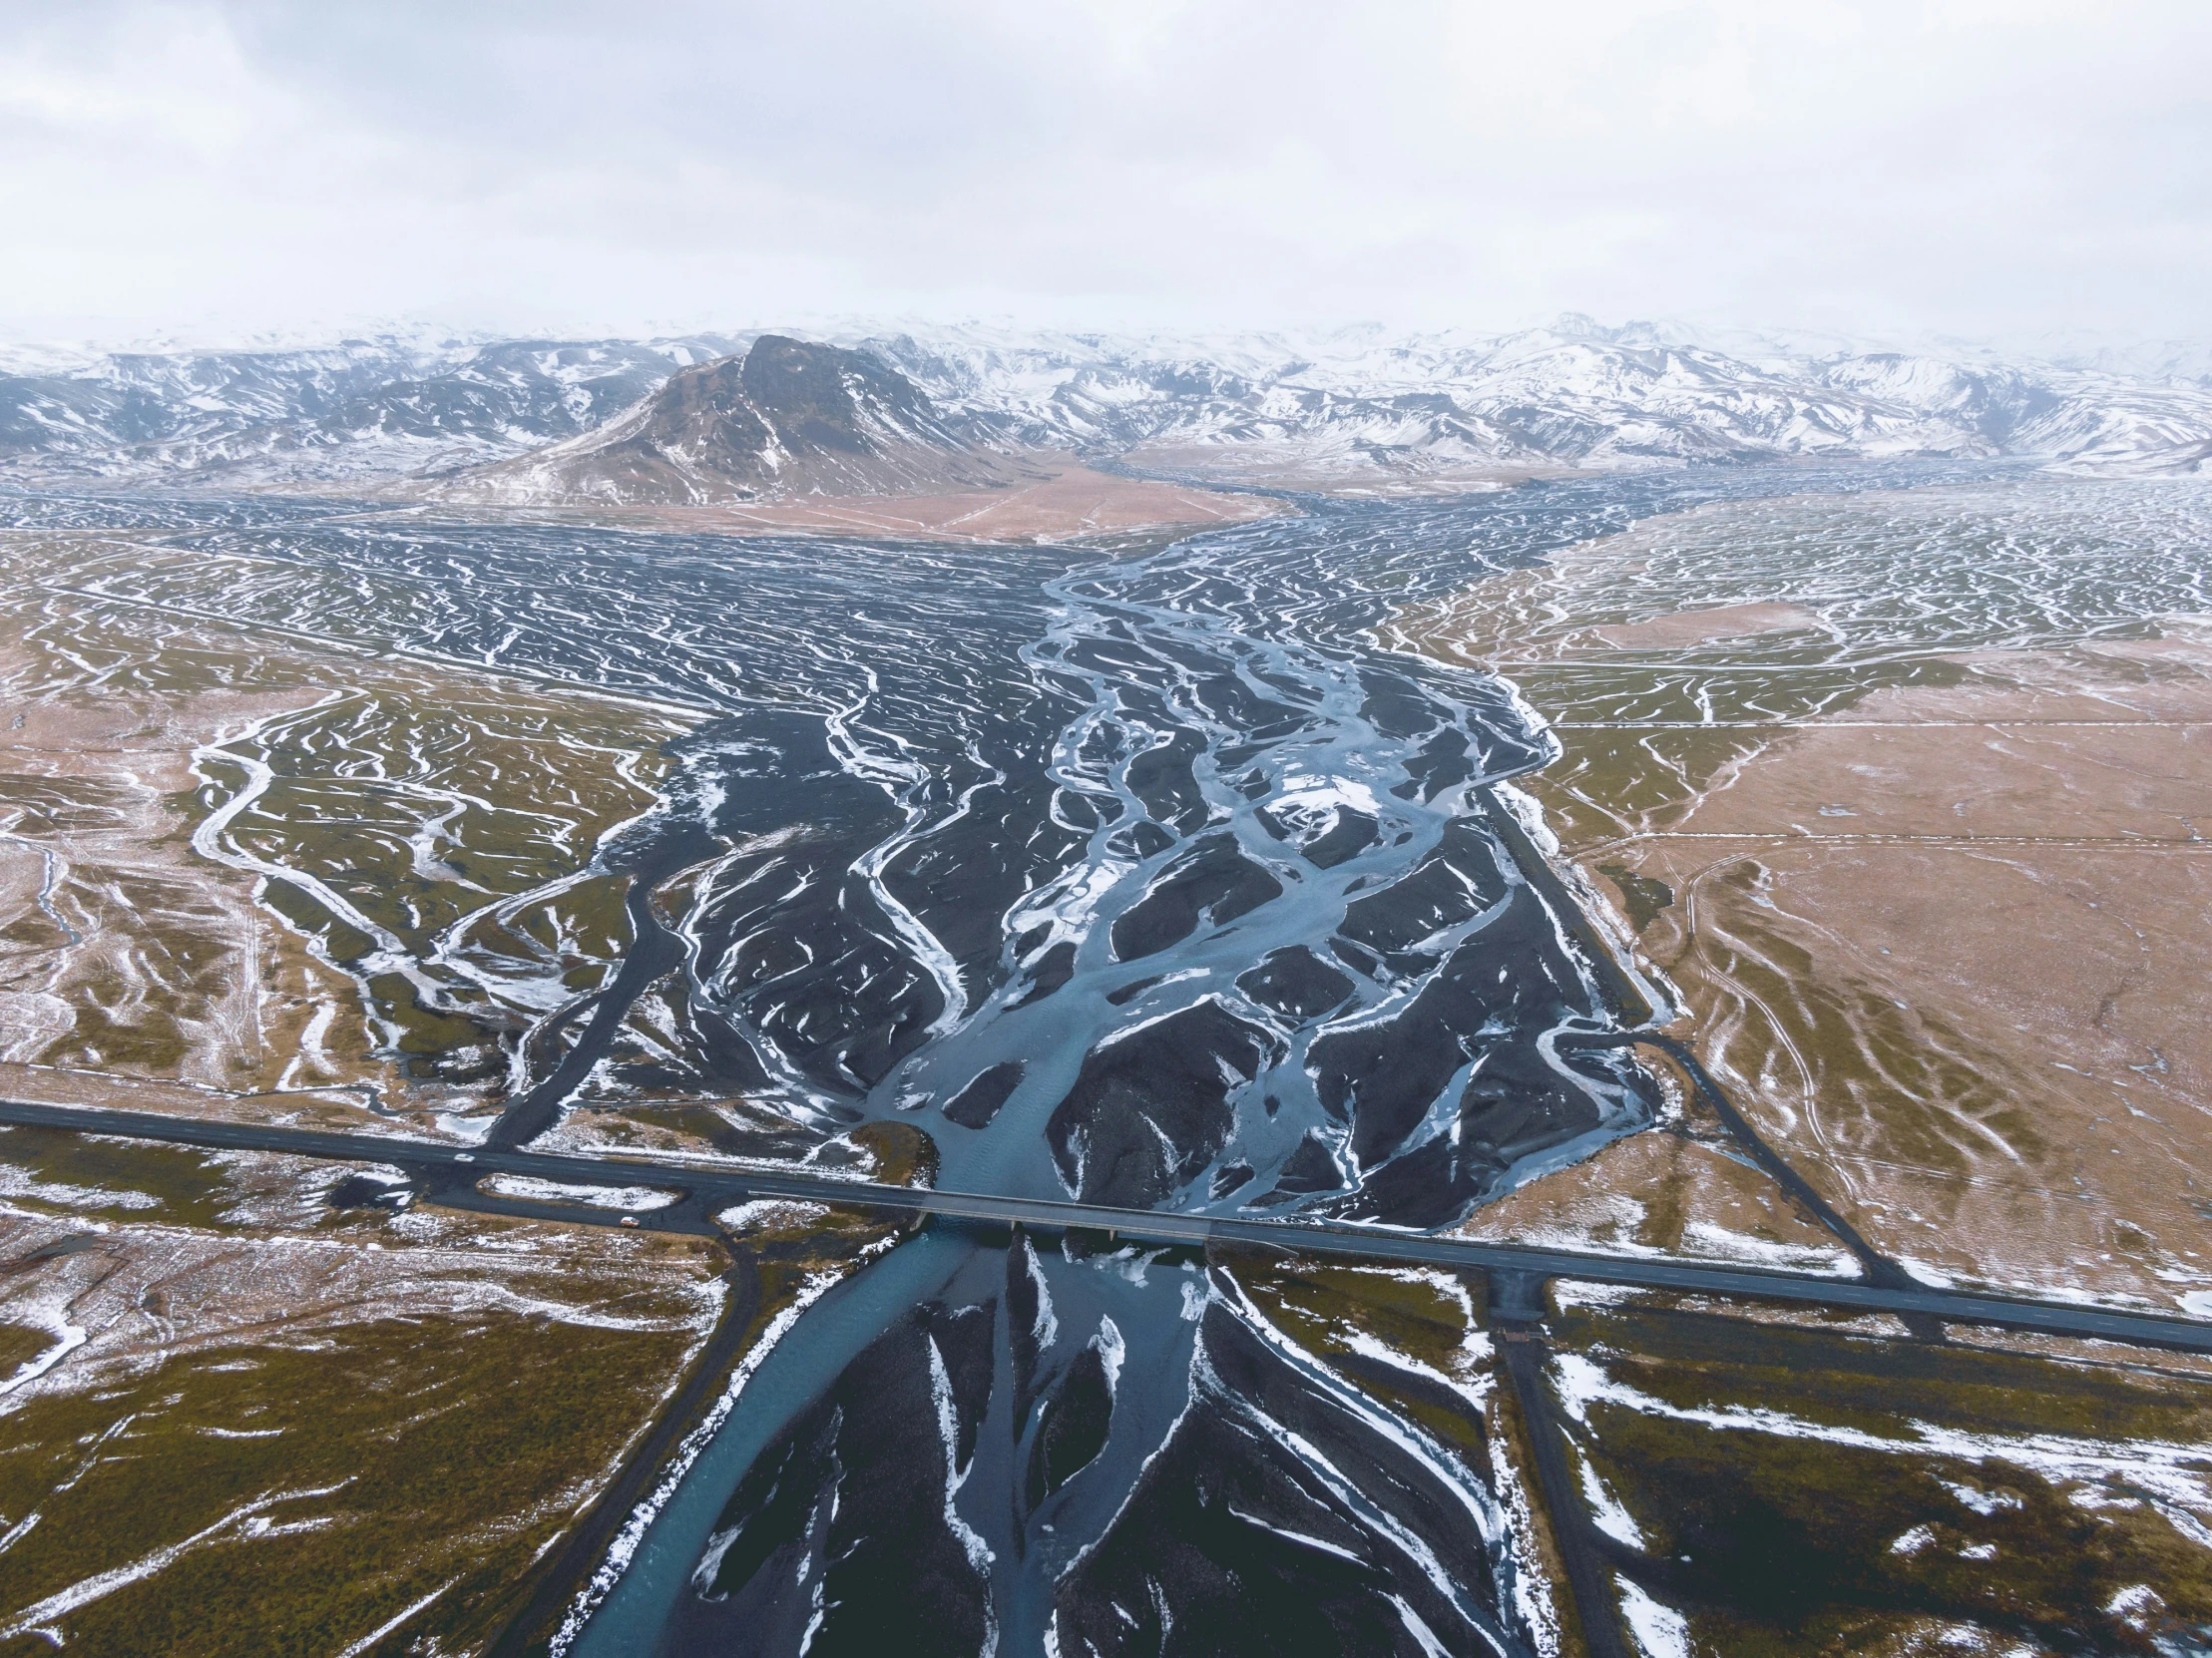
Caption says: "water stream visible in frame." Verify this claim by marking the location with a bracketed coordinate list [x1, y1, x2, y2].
[53, 462, 2009, 1653]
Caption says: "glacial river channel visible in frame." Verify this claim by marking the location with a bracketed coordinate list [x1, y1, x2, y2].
[72, 463, 1996, 1655]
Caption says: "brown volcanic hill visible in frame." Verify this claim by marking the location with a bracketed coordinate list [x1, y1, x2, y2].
[432, 334, 1040, 505]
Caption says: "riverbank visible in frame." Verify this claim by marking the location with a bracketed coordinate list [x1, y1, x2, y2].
[1397, 477, 2212, 1312]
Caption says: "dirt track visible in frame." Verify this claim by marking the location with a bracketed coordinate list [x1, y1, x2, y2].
[1404, 484, 2212, 1311]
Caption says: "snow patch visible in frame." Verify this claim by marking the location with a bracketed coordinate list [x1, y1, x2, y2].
[482, 1175, 677, 1211]
[1616, 1579, 1690, 1658]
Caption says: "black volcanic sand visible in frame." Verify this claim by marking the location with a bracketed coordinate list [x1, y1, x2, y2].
[664, 1237, 1530, 1658]
[1109, 833, 1283, 961]
[107, 467, 1972, 1220]
[1049, 1296, 1514, 1658]
[683, 1297, 999, 1658]
[1046, 1001, 1279, 1209]
[69, 463, 2030, 1651]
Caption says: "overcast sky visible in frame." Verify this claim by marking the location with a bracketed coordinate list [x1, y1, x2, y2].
[2, 0, 2207, 347]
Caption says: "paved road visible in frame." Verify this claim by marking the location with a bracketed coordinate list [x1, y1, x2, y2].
[7, 1096, 2211, 1355]
[1496, 1329, 1633, 1658]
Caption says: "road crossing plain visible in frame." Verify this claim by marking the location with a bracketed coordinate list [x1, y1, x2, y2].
[6, 1097, 2207, 1357]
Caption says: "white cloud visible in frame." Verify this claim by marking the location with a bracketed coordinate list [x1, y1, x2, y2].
[0, 0, 2206, 344]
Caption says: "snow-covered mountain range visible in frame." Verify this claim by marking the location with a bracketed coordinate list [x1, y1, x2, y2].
[435, 334, 1036, 506]
[3, 314, 2207, 492]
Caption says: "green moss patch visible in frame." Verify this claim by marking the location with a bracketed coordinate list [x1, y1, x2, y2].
[0, 1309, 695, 1656]
[1555, 1303, 2212, 1653]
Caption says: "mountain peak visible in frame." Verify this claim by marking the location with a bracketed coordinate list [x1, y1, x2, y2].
[439, 333, 1033, 506]
[6, 319, 2210, 491]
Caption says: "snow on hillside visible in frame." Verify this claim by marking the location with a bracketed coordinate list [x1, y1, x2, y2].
[860, 316, 2212, 478]
[0, 331, 744, 486]
[1, 315, 2206, 489]
[435, 334, 1031, 506]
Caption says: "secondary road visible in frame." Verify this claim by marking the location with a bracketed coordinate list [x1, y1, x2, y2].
[6, 1096, 2210, 1356]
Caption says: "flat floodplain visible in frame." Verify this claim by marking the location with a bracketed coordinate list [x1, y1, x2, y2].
[0, 505, 919, 1653]
[1388, 475, 2212, 1653]
[1401, 476, 2212, 1310]
[2, 470, 2209, 1656]
[1545, 1285, 2212, 1654]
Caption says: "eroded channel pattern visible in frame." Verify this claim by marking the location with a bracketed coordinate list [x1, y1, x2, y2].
[14, 465, 2000, 1653]
[52, 487, 1750, 1218]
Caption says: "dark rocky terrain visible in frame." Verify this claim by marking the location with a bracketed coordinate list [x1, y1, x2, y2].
[436, 334, 1038, 505]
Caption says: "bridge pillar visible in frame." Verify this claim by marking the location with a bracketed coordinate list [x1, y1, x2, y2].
[1488, 1267, 1551, 1325]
